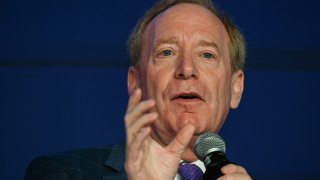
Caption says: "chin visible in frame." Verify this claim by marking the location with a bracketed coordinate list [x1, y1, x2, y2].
[191, 124, 208, 135]
[176, 118, 204, 131]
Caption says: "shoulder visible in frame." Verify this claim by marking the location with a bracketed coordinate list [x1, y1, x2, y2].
[25, 144, 127, 180]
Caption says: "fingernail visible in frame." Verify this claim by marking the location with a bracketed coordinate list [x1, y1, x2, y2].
[135, 88, 141, 94]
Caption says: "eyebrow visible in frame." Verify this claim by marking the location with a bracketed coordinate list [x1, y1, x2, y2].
[198, 40, 220, 54]
[155, 38, 221, 55]
[156, 37, 179, 47]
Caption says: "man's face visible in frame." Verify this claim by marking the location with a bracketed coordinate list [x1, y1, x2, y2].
[128, 4, 243, 148]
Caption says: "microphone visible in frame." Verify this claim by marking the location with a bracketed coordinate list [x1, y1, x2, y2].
[195, 132, 231, 180]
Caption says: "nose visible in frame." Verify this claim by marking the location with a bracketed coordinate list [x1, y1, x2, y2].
[174, 54, 199, 80]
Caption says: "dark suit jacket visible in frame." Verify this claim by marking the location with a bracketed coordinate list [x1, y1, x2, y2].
[24, 144, 127, 180]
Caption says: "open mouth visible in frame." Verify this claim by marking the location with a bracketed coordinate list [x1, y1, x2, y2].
[172, 92, 203, 101]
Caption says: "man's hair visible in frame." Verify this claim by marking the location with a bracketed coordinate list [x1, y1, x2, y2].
[127, 0, 246, 73]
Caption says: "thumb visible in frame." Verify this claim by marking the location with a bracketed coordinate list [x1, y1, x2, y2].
[166, 124, 195, 156]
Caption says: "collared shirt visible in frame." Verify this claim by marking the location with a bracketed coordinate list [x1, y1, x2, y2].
[174, 160, 205, 180]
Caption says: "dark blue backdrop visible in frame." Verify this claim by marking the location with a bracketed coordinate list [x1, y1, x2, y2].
[1, 0, 320, 179]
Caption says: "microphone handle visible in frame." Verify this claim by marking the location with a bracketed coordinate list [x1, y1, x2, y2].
[202, 151, 232, 180]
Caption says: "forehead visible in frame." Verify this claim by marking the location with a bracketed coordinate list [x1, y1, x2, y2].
[144, 3, 229, 44]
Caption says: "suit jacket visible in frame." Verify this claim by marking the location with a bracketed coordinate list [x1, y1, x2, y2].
[24, 144, 127, 180]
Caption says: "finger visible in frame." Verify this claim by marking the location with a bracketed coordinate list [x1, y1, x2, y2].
[217, 173, 252, 180]
[166, 123, 195, 156]
[221, 164, 248, 175]
[126, 88, 142, 113]
[126, 127, 152, 163]
[127, 112, 158, 133]
[126, 112, 158, 144]
[125, 99, 155, 128]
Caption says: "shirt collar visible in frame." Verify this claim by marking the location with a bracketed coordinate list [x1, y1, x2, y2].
[180, 160, 206, 173]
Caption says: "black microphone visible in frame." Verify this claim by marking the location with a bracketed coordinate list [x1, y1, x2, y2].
[195, 132, 231, 180]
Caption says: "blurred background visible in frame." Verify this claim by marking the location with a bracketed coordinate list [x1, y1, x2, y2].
[1, 0, 320, 179]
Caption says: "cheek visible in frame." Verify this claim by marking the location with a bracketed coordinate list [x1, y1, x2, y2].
[144, 66, 169, 100]
[148, 63, 173, 87]
[204, 71, 231, 111]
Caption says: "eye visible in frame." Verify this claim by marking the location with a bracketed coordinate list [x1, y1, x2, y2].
[160, 49, 173, 57]
[201, 52, 215, 59]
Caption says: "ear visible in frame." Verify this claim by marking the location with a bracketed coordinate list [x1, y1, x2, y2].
[230, 70, 244, 109]
[127, 66, 140, 95]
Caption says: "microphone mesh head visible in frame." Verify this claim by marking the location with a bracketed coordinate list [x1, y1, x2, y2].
[195, 132, 226, 161]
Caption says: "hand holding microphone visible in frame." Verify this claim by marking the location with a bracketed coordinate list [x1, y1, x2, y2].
[195, 132, 251, 180]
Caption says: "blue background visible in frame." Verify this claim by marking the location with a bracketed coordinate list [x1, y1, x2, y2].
[1, 0, 320, 179]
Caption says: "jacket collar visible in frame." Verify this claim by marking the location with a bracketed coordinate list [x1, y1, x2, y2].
[104, 143, 126, 171]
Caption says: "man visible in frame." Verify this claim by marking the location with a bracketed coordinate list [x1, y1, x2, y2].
[25, 0, 250, 179]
